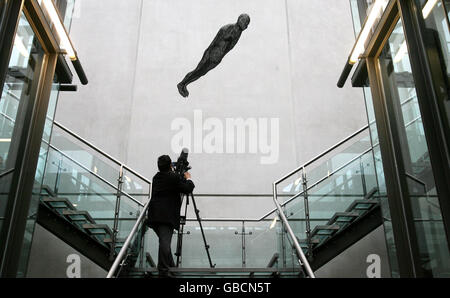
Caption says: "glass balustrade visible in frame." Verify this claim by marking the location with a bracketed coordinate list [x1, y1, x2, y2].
[124, 212, 304, 274]
[40, 119, 151, 258]
[45, 120, 386, 277]
[273, 124, 382, 263]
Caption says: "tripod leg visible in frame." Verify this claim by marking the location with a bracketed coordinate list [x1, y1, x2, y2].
[175, 194, 189, 267]
[190, 193, 215, 268]
[175, 225, 183, 267]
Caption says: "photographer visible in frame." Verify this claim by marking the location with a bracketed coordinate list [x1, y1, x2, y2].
[147, 155, 195, 277]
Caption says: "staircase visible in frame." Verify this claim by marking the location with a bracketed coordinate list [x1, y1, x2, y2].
[34, 119, 390, 278]
[272, 125, 385, 271]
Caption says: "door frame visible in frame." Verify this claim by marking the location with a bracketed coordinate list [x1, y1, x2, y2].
[0, 0, 62, 277]
[364, 0, 450, 277]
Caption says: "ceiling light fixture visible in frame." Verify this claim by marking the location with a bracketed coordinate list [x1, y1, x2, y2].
[349, 0, 390, 64]
[41, 0, 76, 59]
[338, 0, 389, 88]
[422, 0, 438, 19]
[40, 0, 88, 85]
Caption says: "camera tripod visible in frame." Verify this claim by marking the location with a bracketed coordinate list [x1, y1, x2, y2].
[175, 192, 215, 268]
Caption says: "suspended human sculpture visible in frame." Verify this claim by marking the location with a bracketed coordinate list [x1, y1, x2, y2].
[177, 14, 251, 98]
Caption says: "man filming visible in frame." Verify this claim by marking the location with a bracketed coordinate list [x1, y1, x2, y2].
[147, 155, 195, 277]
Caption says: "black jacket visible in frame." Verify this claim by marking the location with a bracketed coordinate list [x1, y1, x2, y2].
[147, 171, 195, 230]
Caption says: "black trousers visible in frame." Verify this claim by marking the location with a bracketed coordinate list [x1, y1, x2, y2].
[152, 224, 175, 273]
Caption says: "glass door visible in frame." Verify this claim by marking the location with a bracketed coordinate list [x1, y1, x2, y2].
[376, 17, 450, 277]
[0, 12, 45, 172]
[0, 0, 64, 277]
[0, 10, 45, 238]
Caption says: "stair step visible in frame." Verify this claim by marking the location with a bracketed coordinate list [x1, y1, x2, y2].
[40, 185, 57, 197]
[310, 225, 340, 245]
[82, 224, 113, 242]
[298, 238, 320, 248]
[299, 239, 320, 255]
[364, 187, 378, 199]
[62, 210, 95, 223]
[82, 224, 113, 234]
[42, 197, 76, 213]
[311, 225, 340, 236]
[104, 238, 126, 244]
[103, 238, 126, 253]
[327, 212, 360, 227]
[345, 199, 378, 214]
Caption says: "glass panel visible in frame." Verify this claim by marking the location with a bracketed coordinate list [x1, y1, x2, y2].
[50, 125, 123, 187]
[43, 147, 118, 217]
[122, 168, 151, 206]
[244, 221, 278, 268]
[276, 127, 372, 205]
[142, 225, 160, 269]
[140, 218, 287, 272]
[41, 146, 143, 245]
[0, 12, 44, 172]
[56, 0, 76, 30]
[350, 0, 363, 36]
[350, 0, 375, 37]
[377, 17, 450, 277]
[180, 220, 241, 268]
[349, 0, 382, 37]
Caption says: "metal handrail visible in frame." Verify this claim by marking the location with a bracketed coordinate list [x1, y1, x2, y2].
[0, 168, 15, 179]
[273, 183, 315, 278]
[53, 121, 151, 184]
[107, 189, 151, 278]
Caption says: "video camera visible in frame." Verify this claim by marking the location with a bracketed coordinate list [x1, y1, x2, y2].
[172, 148, 191, 179]
[172, 148, 214, 268]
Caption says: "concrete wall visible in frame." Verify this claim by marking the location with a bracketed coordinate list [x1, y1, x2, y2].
[56, 0, 367, 217]
[26, 224, 107, 278]
[315, 225, 392, 278]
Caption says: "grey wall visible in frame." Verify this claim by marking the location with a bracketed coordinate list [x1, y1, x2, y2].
[315, 225, 392, 278]
[56, 0, 367, 217]
[26, 224, 107, 278]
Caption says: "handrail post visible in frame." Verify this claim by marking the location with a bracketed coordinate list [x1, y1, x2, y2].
[107, 186, 152, 278]
[281, 218, 287, 267]
[242, 221, 246, 268]
[302, 168, 312, 260]
[235, 221, 252, 268]
[360, 156, 367, 197]
[273, 183, 315, 278]
[110, 165, 124, 261]
[53, 157, 65, 195]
